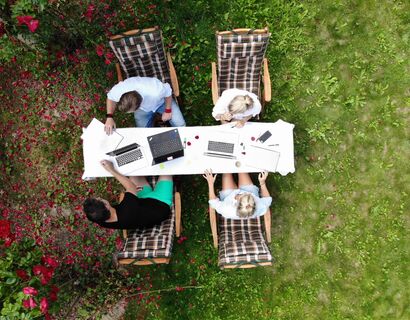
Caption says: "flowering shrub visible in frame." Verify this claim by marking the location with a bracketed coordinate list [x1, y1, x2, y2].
[0, 220, 59, 319]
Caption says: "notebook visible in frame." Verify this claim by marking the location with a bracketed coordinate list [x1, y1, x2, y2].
[147, 129, 184, 165]
[204, 131, 239, 159]
[106, 143, 148, 173]
[244, 145, 280, 172]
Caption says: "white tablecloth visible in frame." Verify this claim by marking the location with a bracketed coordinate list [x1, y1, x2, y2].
[81, 118, 295, 179]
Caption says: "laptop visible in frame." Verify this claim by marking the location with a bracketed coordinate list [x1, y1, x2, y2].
[147, 129, 184, 165]
[204, 131, 239, 159]
[106, 143, 148, 173]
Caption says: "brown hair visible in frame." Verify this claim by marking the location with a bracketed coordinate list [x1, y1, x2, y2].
[117, 91, 142, 112]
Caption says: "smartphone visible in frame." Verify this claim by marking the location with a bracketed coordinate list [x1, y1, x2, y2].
[257, 130, 272, 143]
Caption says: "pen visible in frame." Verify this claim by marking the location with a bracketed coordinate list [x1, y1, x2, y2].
[184, 138, 187, 149]
[268, 144, 279, 146]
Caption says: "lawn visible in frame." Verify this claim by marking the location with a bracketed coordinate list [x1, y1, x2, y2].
[0, 0, 409, 319]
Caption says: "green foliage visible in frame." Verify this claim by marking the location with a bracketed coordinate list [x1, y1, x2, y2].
[0, 238, 55, 319]
[1, 0, 409, 319]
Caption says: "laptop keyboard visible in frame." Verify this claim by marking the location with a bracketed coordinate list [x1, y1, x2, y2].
[151, 139, 182, 157]
[116, 149, 143, 167]
[208, 141, 234, 154]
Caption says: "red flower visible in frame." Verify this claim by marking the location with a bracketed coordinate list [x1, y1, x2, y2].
[175, 286, 184, 292]
[27, 19, 39, 33]
[0, 220, 11, 238]
[105, 52, 114, 60]
[84, 4, 95, 22]
[177, 236, 188, 244]
[49, 285, 59, 302]
[16, 16, 34, 25]
[42, 255, 59, 268]
[0, 21, 5, 37]
[16, 269, 29, 281]
[4, 233, 15, 247]
[33, 265, 46, 275]
[96, 44, 104, 57]
[22, 297, 37, 309]
[23, 287, 38, 296]
[40, 297, 49, 314]
[16, 16, 39, 32]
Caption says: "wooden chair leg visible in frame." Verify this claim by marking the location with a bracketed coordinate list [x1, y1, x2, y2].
[262, 58, 271, 106]
[175, 191, 181, 237]
[115, 63, 123, 83]
[211, 62, 219, 105]
[264, 209, 271, 243]
[209, 207, 218, 248]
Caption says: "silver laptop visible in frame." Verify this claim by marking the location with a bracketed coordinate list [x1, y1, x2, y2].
[204, 131, 239, 159]
[106, 143, 148, 173]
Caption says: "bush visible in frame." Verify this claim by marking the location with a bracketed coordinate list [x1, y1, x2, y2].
[0, 220, 59, 319]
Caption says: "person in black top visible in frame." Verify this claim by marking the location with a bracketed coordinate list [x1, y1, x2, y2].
[83, 160, 173, 229]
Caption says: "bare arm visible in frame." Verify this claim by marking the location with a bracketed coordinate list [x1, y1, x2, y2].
[105, 99, 117, 135]
[161, 95, 173, 122]
[203, 169, 218, 200]
[100, 160, 138, 194]
[235, 115, 253, 128]
[258, 171, 270, 197]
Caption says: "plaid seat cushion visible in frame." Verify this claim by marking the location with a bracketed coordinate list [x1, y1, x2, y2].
[223, 240, 269, 257]
[217, 32, 270, 97]
[117, 209, 175, 259]
[109, 29, 171, 84]
[218, 216, 272, 266]
[117, 178, 175, 260]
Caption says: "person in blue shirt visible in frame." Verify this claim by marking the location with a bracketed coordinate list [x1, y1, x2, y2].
[203, 169, 272, 219]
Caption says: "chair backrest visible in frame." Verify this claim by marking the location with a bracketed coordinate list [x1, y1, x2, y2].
[109, 27, 171, 84]
[216, 28, 271, 97]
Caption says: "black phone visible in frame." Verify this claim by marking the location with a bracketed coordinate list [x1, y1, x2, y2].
[257, 130, 272, 143]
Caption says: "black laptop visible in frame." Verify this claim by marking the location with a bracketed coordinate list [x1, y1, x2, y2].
[147, 129, 184, 165]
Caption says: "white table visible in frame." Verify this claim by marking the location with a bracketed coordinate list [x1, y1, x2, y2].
[81, 118, 295, 179]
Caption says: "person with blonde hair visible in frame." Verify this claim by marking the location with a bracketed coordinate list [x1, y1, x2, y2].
[203, 169, 271, 219]
[212, 88, 262, 128]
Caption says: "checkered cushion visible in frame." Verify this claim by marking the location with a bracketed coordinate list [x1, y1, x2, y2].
[117, 178, 175, 260]
[109, 28, 171, 84]
[218, 216, 272, 267]
[216, 32, 270, 97]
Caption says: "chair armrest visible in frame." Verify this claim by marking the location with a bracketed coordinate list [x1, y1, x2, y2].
[262, 58, 271, 104]
[263, 208, 271, 243]
[115, 63, 123, 83]
[209, 207, 218, 248]
[174, 191, 181, 237]
[167, 52, 180, 97]
[211, 62, 219, 105]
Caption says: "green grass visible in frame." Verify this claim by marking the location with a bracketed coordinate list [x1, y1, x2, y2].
[125, 1, 409, 319]
[1, 0, 409, 319]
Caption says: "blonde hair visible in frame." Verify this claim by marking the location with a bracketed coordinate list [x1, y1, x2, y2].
[228, 95, 253, 115]
[236, 193, 256, 218]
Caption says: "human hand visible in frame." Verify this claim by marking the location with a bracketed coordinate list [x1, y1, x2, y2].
[104, 118, 116, 135]
[235, 120, 245, 128]
[100, 160, 115, 173]
[258, 171, 268, 185]
[161, 112, 172, 122]
[221, 112, 233, 121]
[202, 169, 217, 184]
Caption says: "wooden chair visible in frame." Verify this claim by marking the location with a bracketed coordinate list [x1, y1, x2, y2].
[211, 27, 271, 112]
[209, 206, 272, 269]
[108, 26, 180, 99]
[116, 178, 181, 266]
